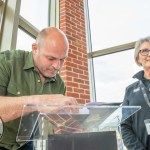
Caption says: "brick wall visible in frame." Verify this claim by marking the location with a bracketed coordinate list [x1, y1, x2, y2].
[60, 0, 90, 104]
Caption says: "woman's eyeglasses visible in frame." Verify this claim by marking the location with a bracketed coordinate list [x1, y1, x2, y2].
[139, 48, 150, 56]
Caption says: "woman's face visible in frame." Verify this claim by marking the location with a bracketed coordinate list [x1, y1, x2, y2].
[138, 42, 150, 69]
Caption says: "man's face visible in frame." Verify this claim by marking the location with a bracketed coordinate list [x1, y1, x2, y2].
[32, 39, 68, 78]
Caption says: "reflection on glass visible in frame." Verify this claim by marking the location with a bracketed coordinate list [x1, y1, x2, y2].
[16, 29, 35, 51]
[20, 0, 49, 30]
[0, 117, 3, 138]
[88, 0, 150, 50]
[93, 50, 141, 102]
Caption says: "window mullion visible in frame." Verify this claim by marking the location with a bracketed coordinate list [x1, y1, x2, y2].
[0, 0, 21, 51]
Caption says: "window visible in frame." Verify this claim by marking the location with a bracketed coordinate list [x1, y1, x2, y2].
[86, 0, 150, 102]
[16, 29, 35, 51]
[20, 0, 49, 30]
[16, 0, 49, 51]
[94, 50, 140, 102]
[16, 0, 59, 51]
[0, 0, 59, 51]
[88, 0, 150, 51]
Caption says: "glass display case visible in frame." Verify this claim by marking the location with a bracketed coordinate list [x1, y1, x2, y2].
[13, 104, 141, 150]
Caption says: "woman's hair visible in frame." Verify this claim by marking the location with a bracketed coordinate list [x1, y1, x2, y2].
[134, 36, 150, 66]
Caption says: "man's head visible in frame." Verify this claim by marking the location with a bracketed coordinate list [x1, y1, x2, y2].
[32, 27, 69, 78]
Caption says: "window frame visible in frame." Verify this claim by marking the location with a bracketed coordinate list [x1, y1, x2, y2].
[0, 0, 59, 51]
[84, 0, 136, 102]
[0, 0, 6, 45]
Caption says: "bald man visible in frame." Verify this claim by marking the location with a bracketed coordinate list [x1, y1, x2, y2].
[0, 27, 77, 150]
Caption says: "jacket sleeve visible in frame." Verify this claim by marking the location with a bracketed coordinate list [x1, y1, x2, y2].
[0, 53, 10, 95]
[120, 88, 146, 150]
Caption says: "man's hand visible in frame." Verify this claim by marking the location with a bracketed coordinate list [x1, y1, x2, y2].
[0, 94, 78, 122]
[31, 94, 77, 106]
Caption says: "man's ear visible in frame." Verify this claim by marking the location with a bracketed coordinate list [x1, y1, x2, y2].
[32, 43, 38, 54]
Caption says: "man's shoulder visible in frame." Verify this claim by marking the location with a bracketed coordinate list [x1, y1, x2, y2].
[0, 50, 31, 60]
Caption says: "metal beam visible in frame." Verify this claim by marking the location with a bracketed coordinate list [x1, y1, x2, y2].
[19, 15, 39, 38]
[0, 0, 6, 45]
[88, 42, 135, 58]
[0, 0, 21, 51]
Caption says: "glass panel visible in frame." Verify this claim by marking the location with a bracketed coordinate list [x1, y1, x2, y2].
[93, 50, 141, 102]
[20, 0, 49, 30]
[88, 0, 150, 51]
[16, 104, 140, 141]
[16, 29, 35, 51]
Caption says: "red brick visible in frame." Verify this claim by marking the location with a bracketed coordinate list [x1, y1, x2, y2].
[60, 0, 90, 104]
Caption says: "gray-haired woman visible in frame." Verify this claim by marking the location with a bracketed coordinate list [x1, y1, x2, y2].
[121, 36, 150, 150]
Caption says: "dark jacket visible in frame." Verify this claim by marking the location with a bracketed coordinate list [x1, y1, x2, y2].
[121, 70, 150, 150]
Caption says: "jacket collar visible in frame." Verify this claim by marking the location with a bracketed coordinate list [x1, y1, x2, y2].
[23, 52, 34, 70]
[133, 70, 144, 80]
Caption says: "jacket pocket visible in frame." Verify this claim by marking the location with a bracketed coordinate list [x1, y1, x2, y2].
[7, 84, 23, 96]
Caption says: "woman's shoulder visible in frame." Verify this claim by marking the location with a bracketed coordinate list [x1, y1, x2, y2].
[126, 80, 140, 91]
